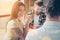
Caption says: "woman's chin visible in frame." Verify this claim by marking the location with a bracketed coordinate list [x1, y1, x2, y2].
[19, 15, 23, 17]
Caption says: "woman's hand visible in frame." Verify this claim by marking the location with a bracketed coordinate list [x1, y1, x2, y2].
[27, 15, 33, 24]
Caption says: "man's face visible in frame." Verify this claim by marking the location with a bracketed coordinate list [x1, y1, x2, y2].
[34, 4, 43, 15]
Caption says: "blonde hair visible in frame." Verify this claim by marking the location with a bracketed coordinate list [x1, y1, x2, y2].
[10, 1, 25, 20]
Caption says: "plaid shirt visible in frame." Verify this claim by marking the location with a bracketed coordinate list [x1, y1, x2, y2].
[30, 12, 46, 28]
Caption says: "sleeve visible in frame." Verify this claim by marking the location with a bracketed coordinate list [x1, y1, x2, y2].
[25, 31, 34, 40]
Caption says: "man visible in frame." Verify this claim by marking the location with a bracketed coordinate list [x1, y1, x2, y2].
[31, 0, 46, 28]
[25, 0, 60, 40]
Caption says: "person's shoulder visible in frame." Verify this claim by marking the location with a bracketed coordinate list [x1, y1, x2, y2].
[25, 27, 46, 40]
[28, 29, 38, 35]
[27, 26, 46, 35]
[25, 29, 38, 40]
[8, 19, 17, 24]
[7, 19, 17, 27]
[7, 19, 18, 29]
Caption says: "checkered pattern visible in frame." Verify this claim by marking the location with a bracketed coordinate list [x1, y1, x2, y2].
[30, 12, 46, 27]
[39, 12, 46, 25]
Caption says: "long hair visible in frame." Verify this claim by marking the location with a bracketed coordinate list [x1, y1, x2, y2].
[10, 1, 25, 20]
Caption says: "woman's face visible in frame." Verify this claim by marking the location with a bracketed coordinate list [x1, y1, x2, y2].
[18, 5, 25, 18]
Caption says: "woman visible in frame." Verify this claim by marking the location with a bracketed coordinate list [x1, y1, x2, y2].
[4, 1, 26, 40]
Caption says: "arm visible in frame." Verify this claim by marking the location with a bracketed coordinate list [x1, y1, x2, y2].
[23, 22, 29, 38]
[11, 28, 24, 40]
[7, 20, 24, 40]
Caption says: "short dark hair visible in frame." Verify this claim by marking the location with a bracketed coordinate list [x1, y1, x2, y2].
[35, 1, 43, 6]
[46, 0, 60, 17]
[37, 2, 43, 6]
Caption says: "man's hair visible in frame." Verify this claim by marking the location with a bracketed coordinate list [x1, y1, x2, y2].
[46, 0, 60, 17]
[37, 2, 43, 6]
[35, 1, 43, 6]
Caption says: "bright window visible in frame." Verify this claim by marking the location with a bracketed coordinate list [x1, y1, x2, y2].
[0, 0, 17, 15]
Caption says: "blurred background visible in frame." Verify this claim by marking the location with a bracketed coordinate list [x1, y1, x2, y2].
[0, 0, 36, 40]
